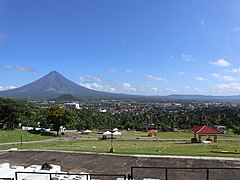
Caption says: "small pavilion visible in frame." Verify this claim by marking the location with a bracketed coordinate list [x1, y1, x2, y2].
[190, 125, 224, 143]
[148, 129, 158, 137]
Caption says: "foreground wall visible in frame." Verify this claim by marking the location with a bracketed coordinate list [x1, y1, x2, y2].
[0, 150, 240, 179]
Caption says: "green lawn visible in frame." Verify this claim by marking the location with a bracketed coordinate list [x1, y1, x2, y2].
[1, 130, 240, 158]
[77, 130, 193, 139]
[1, 139, 240, 158]
[0, 130, 57, 143]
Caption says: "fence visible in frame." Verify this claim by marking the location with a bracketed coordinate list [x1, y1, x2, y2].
[15, 171, 127, 180]
[12, 167, 240, 180]
[129, 166, 240, 180]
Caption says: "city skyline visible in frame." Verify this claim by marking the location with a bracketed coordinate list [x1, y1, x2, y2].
[1, 0, 240, 96]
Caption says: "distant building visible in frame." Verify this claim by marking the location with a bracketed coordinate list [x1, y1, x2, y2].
[99, 109, 107, 113]
[64, 102, 80, 109]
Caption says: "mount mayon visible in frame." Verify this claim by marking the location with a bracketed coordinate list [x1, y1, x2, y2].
[0, 71, 137, 100]
[1, 70, 240, 101]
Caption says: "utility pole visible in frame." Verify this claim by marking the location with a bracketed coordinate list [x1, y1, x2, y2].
[19, 123, 22, 147]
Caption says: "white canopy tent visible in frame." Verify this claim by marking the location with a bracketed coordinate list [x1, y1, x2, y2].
[83, 129, 92, 133]
[103, 131, 112, 135]
[113, 131, 122, 136]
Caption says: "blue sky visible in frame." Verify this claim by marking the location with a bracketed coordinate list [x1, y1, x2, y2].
[1, 0, 240, 96]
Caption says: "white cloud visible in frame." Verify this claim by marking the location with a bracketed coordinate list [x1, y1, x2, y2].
[184, 86, 205, 94]
[181, 54, 194, 62]
[137, 84, 161, 94]
[1, 65, 35, 72]
[230, 68, 240, 73]
[145, 74, 167, 82]
[109, 68, 116, 73]
[196, 76, 205, 81]
[163, 87, 178, 93]
[0, 86, 16, 91]
[120, 83, 136, 92]
[78, 73, 140, 94]
[80, 82, 116, 93]
[140, 86, 178, 95]
[178, 72, 185, 76]
[209, 58, 231, 67]
[150, 87, 159, 92]
[193, 88, 205, 93]
[78, 75, 114, 92]
[233, 27, 240, 32]
[79, 75, 102, 83]
[209, 73, 237, 82]
[79, 75, 137, 94]
[216, 82, 240, 94]
[88, 83, 103, 89]
[79, 77, 85, 82]
[109, 87, 115, 92]
[209, 73, 221, 78]
[91, 76, 102, 82]
[2, 65, 12, 70]
[125, 69, 132, 73]
[222, 75, 236, 81]
[79, 83, 93, 89]
[197, 17, 205, 27]
[9, 86, 16, 89]
[15, 65, 35, 72]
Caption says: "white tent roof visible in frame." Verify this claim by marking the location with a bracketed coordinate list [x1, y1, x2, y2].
[113, 131, 122, 136]
[83, 129, 91, 133]
[103, 131, 112, 135]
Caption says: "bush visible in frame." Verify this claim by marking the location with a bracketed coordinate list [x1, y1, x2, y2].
[232, 126, 240, 135]
[28, 129, 57, 137]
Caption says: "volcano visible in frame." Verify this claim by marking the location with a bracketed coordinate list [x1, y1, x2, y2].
[0, 71, 131, 100]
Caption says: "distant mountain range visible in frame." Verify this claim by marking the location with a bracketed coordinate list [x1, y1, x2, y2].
[1, 71, 240, 102]
[166, 94, 240, 102]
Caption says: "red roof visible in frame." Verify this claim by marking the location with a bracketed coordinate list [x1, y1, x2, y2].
[190, 125, 223, 135]
[148, 129, 158, 133]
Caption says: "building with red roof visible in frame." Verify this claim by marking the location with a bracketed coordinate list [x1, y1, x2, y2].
[190, 125, 224, 143]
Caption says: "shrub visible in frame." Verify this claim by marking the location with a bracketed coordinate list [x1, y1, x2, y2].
[28, 129, 57, 137]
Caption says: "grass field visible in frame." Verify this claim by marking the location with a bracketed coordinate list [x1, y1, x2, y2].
[0, 130, 57, 143]
[1, 138, 240, 158]
[1, 130, 240, 158]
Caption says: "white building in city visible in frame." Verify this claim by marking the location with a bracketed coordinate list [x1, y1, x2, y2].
[64, 102, 81, 109]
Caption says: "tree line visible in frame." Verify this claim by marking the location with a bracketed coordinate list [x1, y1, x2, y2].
[1, 98, 240, 133]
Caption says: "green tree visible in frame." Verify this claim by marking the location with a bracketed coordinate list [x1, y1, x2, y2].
[47, 106, 77, 135]
[0, 98, 25, 129]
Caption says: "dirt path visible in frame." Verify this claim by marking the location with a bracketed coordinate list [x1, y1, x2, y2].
[0, 137, 62, 146]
